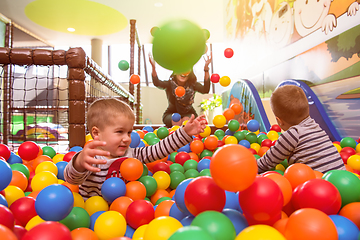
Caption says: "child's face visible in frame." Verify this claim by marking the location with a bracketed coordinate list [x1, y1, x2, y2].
[175, 74, 189, 85]
[96, 115, 135, 158]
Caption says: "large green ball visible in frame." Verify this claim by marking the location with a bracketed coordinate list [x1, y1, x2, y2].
[340, 137, 357, 149]
[152, 19, 206, 74]
[170, 171, 186, 189]
[139, 175, 158, 197]
[168, 226, 214, 240]
[156, 127, 169, 139]
[59, 207, 90, 231]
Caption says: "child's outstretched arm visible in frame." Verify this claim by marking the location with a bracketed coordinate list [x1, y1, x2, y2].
[184, 114, 207, 136]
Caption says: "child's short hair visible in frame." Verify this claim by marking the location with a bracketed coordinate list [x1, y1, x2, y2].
[86, 98, 135, 131]
[270, 85, 309, 125]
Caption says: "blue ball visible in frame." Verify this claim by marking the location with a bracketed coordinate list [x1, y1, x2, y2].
[197, 158, 211, 172]
[69, 146, 83, 152]
[225, 129, 235, 136]
[137, 140, 146, 148]
[0, 194, 8, 207]
[224, 191, 240, 210]
[172, 113, 181, 122]
[178, 143, 191, 153]
[222, 209, 248, 234]
[169, 203, 187, 221]
[7, 152, 22, 164]
[0, 160, 12, 191]
[181, 215, 195, 226]
[101, 177, 126, 203]
[143, 126, 154, 132]
[89, 211, 106, 230]
[130, 131, 141, 148]
[125, 225, 135, 238]
[247, 119, 260, 132]
[56, 161, 68, 181]
[35, 184, 74, 221]
[329, 215, 359, 240]
[174, 178, 193, 216]
[239, 139, 251, 148]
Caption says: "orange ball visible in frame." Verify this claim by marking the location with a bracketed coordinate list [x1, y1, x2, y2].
[257, 146, 270, 157]
[130, 74, 140, 85]
[230, 103, 243, 115]
[137, 130, 146, 139]
[204, 135, 218, 151]
[190, 140, 204, 154]
[284, 208, 338, 240]
[222, 108, 235, 121]
[188, 152, 199, 162]
[0, 224, 17, 240]
[339, 202, 360, 229]
[10, 170, 28, 191]
[283, 163, 316, 189]
[110, 196, 134, 217]
[313, 170, 324, 179]
[120, 158, 143, 181]
[71, 227, 98, 240]
[154, 200, 175, 218]
[125, 181, 146, 201]
[273, 218, 288, 236]
[62, 181, 79, 193]
[210, 144, 258, 192]
[32, 155, 52, 170]
[150, 189, 170, 205]
[27, 190, 40, 199]
[175, 86, 185, 97]
[263, 172, 292, 206]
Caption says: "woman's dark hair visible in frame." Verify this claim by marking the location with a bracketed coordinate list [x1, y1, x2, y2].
[170, 70, 197, 85]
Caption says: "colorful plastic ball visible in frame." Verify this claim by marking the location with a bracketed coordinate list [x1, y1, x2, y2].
[171, 113, 181, 122]
[118, 60, 129, 71]
[347, 154, 360, 170]
[213, 115, 226, 128]
[11, 163, 30, 180]
[155, 199, 175, 218]
[222, 209, 248, 234]
[284, 208, 338, 240]
[0, 160, 13, 191]
[178, 143, 191, 153]
[267, 130, 279, 141]
[230, 103, 242, 115]
[197, 158, 210, 172]
[263, 172, 292, 206]
[55, 161, 68, 181]
[9, 170, 28, 192]
[138, 175, 158, 197]
[203, 135, 218, 151]
[339, 202, 360, 229]
[174, 152, 191, 166]
[169, 203, 187, 221]
[0, 143, 11, 161]
[210, 144, 257, 192]
[175, 86, 186, 97]
[329, 214, 359, 240]
[63, 151, 76, 162]
[247, 119, 260, 132]
[224, 48, 234, 58]
[199, 125, 211, 138]
[0, 204, 15, 230]
[89, 210, 105, 231]
[60, 206, 90, 231]
[340, 137, 357, 149]
[18, 141, 39, 161]
[101, 177, 126, 203]
[151, 189, 170, 206]
[125, 181, 147, 201]
[85, 196, 109, 216]
[52, 153, 65, 164]
[235, 224, 286, 240]
[41, 146, 56, 159]
[322, 169, 360, 207]
[168, 225, 213, 240]
[184, 169, 199, 179]
[238, 139, 250, 148]
[129, 131, 141, 148]
[132, 224, 148, 239]
[7, 152, 22, 164]
[70, 227, 98, 240]
[210, 73, 220, 83]
[109, 196, 133, 218]
[153, 171, 171, 190]
[233, 131, 245, 142]
[30, 171, 57, 192]
[94, 211, 126, 240]
[227, 119, 239, 132]
[190, 140, 204, 154]
[22, 221, 72, 240]
[35, 161, 58, 176]
[143, 216, 182, 240]
[174, 178, 193, 216]
[156, 127, 169, 140]
[4, 185, 25, 206]
[170, 163, 184, 173]
[35, 184, 74, 221]
[214, 129, 225, 139]
[219, 76, 231, 87]
[0, 222, 17, 240]
[120, 158, 143, 181]
[153, 162, 171, 174]
[270, 124, 282, 132]
[130, 74, 140, 84]
[170, 171, 186, 189]
[25, 215, 45, 230]
[223, 108, 236, 121]
[126, 199, 154, 229]
[283, 163, 316, 189]
[152, 19, 206, 74]
[183, 159, 198, 171]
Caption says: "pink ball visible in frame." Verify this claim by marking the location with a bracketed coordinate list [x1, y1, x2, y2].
[18, 141, 39, 161]
[126, 199, 154, 229]
[22, 221, 71, 240]
[184, 176, 226, 216]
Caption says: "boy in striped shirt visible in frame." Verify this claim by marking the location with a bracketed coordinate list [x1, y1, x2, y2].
[64, 98, 207, 200]
[257, 85, 345, 173]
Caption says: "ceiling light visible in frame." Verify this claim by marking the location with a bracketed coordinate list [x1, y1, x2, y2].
[67, 27, 75, 32]
[154, 2, 163, 7]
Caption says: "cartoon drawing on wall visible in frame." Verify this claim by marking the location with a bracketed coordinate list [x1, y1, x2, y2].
[250, 0, 273, 41]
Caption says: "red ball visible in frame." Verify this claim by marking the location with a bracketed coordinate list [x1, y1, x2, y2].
[126, 199, 154, 229]
[340, 151, 352, 164]
[9, 197, 37, 227]
[248, 148, 257, 155]
[340, 147, 356, 156]
[0, 144, 11, 160]
[210, 74, 220, 83]
[22, 221, 72, 240]
[0, 204, 15, 230]
[152, 162, 171, 174]
[270, 124, 282, 132]
[224, 48, 234, 58]
[291, 178, 341, 215]
[175, 152, 191, 166]
[184, 176, 226, 216]
[18, 141, 39, 161]
[63, 151, 77, 162]
[13, 225, 27, 240]
[130, 74, 140, 85]
[261, 139, 273, 148]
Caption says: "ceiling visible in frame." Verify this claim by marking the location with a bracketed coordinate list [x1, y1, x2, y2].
[0, 0, 225, 48]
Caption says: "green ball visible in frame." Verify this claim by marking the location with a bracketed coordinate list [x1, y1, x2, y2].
[199, 169, 211, 177]
[191, 211, 236, 240]
[257, 134, 268, 145]
[214, 129, 225, 139]
[322, 169, 360, 207]
[203, 29, 210, 40]
[184, 169, 199, 179]
[245, 132, 258, 144]
[10, 163, 30, 179]
[148, 137, 160, 145]
[42, 146, 56, 159]
[200, 149, 213, 159]
[340, 137, 357, 149]
[144, 132, 157, 143]
[234, 131, 246, 142]
[170, 152, 178, 163]
[156, 127, 169, 139]
[60, 207, 90, 231]
[183, 159, 198, 171]
[170, 171, 186, 189]
[139, 175, 158, 197]
[140, 164, 149, 178]
[168, 226, 214, 240]
[155, 196, 172, 206]
[241, 130, 249, 135]
[280, 159, 288, 168]
[170, 163, 184, 173]
[228, 120, 240, 132]
[253, 154, 261, 160]
[118, 60, 129, 71]
[273, 169, 284, 175]
[152, 19, 206, 74]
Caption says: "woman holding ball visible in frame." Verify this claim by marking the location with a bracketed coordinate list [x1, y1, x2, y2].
[149, 52, 212, 127]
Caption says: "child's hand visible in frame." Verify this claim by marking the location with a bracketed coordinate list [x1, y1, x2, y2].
[184, 114, 207, 136]
[73, 137, 110, 172]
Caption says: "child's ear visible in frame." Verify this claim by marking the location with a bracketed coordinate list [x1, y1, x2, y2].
[91, 126, 100, 138]
[276, 116, 284, 126]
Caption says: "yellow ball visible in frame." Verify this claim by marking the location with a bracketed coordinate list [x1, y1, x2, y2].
[133, 224, 148, 239]
[213, 114, 227, 128]
[94, 211, 127, 240]
[85, 196, 109, 216]
[267, 130, 279, 141]
[199, 125, 211, 138]
[25, 215, 45, 230]
[356, 143, 360, 153]
[57, 179, 64, 184]
[85, 133, 93, 142]
[4, 185, 25, 206]
[250, 143, 261, 153]
[347, 155, 360, 171]
[275, 164, 286, 172]
[52, 154, 65, 163]
[333, 143, 342, 153]
[73, 192, 85, 208]
[219, 76, 231, 87]
[182, 120, 189, 126]
[235, 224, 286, 240]
[31, 171, 58, 192]
[225, 136, 238, 144]
[35, 161, 58, 175]
[171, 125, 181, 132]
[143, 216, 183, 240]
[153, 171, 171, 190]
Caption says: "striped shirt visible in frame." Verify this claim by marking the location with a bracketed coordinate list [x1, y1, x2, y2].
[64, 127, 193, 201]
[257, 116, 345, 174]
